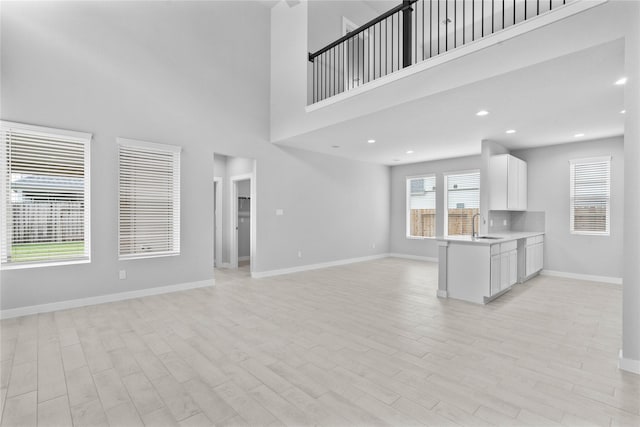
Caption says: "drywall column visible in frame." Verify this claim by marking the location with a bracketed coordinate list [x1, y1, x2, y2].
[437, 241, 449, 297]
[621, 0, 640, 374]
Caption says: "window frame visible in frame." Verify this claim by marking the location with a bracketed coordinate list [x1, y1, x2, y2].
[0, 120, 92, 270]
[117, 137, 181, 260]
[405, 174, 437, 239]
[443, 169, 480, 237]
[569, 156, 611, 236]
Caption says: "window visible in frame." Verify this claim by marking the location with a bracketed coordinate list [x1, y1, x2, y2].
[118, 138, 181, 259]
[445, 170, 480, 236]
[406, 175, 436, 238]
[0, 121, 91, 267]
[570, 157, 610, 235]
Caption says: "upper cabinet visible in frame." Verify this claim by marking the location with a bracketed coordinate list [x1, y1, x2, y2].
[489, 154, 528, 211]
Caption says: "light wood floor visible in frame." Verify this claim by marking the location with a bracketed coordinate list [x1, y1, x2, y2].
[1, 258, 638, 426]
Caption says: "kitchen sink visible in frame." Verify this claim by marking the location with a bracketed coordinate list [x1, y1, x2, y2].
[474, 236, 502, 240]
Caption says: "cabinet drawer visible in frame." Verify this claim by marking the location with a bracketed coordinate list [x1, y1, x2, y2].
[526, 235, 544, 246]
[500, 241, 517, 252]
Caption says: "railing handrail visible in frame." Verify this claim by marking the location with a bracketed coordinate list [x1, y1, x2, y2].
[308, 0, 417, 62]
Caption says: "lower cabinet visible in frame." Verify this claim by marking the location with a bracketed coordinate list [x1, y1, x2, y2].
[525, 235, 544, 277]
[490, 241, 518, 296]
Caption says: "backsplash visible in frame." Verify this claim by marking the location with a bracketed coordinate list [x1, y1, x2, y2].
[488, 210, 545, 233]
[511, 211, 545, 232]
[488, 211, 511, 232]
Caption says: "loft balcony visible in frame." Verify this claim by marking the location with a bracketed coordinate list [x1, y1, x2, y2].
[270, 0, 610, 146]
[308, 0, 577, 104]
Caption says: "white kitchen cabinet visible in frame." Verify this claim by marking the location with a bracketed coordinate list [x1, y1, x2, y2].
[490, 241, 518, 296]
[491, 254, 501, 295]
[525, 235, 544, 277]
[489, 154, 527, 211]
[509, 249, 518, 286]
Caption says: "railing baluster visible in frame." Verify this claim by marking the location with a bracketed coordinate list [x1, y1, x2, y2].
[445, 0, 448, 52]
[473, 0, 475, 41]
[437, 0, 440, 54]
[454, 0, 457, 49]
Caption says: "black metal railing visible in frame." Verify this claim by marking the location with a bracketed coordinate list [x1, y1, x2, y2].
[309, 0, 571, 103]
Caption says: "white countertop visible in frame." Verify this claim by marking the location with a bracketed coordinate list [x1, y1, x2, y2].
[437, 231, 544, 245]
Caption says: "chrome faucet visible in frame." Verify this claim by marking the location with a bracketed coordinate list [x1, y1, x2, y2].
[472, 213, 480, 239]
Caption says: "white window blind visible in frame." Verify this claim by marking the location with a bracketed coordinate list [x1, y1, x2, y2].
[570, 157, 610, 235]
[118, 138, 181, 259]
[0, 121, 91, 266]
[445, 170, 480, 236]
[407, 175, 436, 238]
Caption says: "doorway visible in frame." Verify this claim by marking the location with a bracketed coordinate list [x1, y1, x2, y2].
[213, 153, 256, 274]
[213, 177, 222, 268]
[231, 175, 252, 270]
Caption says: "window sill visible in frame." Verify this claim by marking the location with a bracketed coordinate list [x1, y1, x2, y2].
[406, 236, 436, 240]
[119, 252, 180, 261]
[570, 231, 610, 237]
[1, 258, 91, 271]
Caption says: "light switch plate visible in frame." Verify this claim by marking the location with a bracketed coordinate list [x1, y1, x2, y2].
[276, 209, 284, 216]
[119, 270, 126, 280]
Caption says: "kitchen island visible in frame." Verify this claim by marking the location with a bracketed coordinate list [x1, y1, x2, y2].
[437, 232, 544, 304]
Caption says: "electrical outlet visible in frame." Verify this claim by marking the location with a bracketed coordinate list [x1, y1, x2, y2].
[297, 250, 302, 258]
[490, 219, 494, 227]
[372, 243, 376, 249]
[119, 270, 126, 280]
[503, 219, 508, 226]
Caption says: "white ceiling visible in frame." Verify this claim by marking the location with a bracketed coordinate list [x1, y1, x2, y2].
[277, 40, 625, 165]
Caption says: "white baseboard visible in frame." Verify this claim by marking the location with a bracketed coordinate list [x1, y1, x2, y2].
[251, 254, 389, 279]
[388, 253, 438, 263]
[540, 270, 622, 285]
[238, 256, 250, 262]
[619, 350, 640, 375]
[0, 279, 214, 320]
[437, 290, 448, 298]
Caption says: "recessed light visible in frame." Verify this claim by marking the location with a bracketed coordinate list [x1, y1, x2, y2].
[406, 150, 414, 154]
[476, 110, 490, 116]
[615, 77, 627, 85]
[367, 139, 376, 144]
[620, 109, 626, 114]
[574, 133, 585, 138]
[331, 145, 340, 148]
[506, 129, 516, 134]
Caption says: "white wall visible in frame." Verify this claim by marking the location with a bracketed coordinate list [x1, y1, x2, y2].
[621, 0, 640, 366]
[0, 1, 391, 311]
[308, 0, 388, 53]
[513, 137, 624, 280]
[390, 155, 481, 259]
